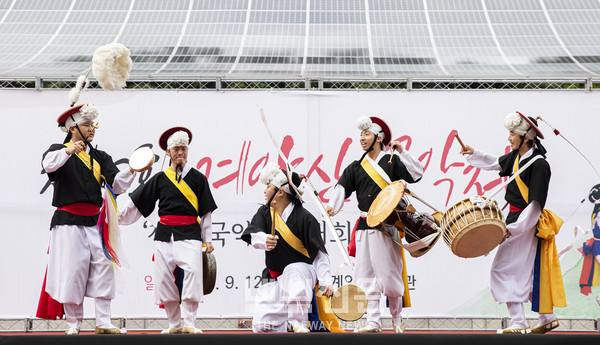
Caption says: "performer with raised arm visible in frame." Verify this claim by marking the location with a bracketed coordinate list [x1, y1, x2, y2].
[38, 104, 136, 335]
[459, 111, 566, 334]
[326, 116, 424, 333]
[241, 163, 336, 333]
[119, 127, 217, 334]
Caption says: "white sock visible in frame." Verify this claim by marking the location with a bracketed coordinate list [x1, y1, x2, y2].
[64, 303, 83, 329]
[538, 313, 556, 324]
[164, 301, 182, 329]
[95, 298, 113, 327]
[506, 302, 527, 328]
[182, 300, 198, 327]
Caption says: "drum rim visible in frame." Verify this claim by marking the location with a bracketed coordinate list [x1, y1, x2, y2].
[330, 284, 367, 322]
[449, 219, 506, 258]
[128, 146, 155, 172]
[203, 251, 217, 295]
[441, 197, 500, 231]
[366, 181, 405, 228]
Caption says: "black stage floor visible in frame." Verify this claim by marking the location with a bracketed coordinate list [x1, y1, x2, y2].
[1, 333, 599, 345]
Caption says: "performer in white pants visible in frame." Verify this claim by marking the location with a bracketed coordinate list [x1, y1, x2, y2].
[326, 116, 424, 333]
[460, 111, 565, 334]
[120, 127, 217, 334]
[39, 104, 136, 335]
[241, 163, 334, 333]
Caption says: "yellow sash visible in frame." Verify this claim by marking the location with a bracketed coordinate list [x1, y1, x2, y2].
[64, 142, 101, 184]
[271, 208, 310, 258]
[359, 158, 411, 307]
[360, 158, 388, 190]
[314, 284, 345, 332]
[164, 167, 202, 225]
[512, 156, 566, 313]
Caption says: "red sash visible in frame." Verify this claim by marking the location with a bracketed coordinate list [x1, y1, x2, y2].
[159, 215, 198, 226]
[509, 204, 524, 213]
[347, 218, 363, 257]
[269, 269, 283, 279]
[57, 202, 100, 216]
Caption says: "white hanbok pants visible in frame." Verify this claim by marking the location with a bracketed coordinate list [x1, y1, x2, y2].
[46, 224, 115, 327]
[154, 238, 204, 328]
[355, 229, 405, 328]
[252, 262, 317, 332]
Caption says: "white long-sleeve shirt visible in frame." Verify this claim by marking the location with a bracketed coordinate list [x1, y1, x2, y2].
[250, 202, 333, 287]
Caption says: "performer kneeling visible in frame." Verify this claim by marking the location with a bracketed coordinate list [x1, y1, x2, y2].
[241, 163, 334, 333]
[460, 112, 565, 334]
[120, 127, 217, 334]
[38, 104, 136, 335]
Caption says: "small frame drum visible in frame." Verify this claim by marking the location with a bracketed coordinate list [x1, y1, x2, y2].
[367, 181, 441, 257]
[330, 284, 367, 321]
[128, 146, 155, 172]
[441, 196, 506, 258]
[203, 251, 217, 295]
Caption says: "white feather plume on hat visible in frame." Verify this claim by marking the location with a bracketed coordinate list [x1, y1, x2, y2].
[166, 131, 190, 149]
[504, 112, 536, 139]
[356, 116, 373, 131]
[63, 104, 98, 132]
[260, 162, 286, 187]
[259, 162, 304, 196]
[92, 43, 132, 91]
[356, 116, 383, 137]
[68, 75, 90, 106]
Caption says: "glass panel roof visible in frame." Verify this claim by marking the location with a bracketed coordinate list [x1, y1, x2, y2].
[0, 0, 598, 78]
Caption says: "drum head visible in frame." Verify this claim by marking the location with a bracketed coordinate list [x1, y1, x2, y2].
[128, 146, 155, 172]
[203, 252, 217, 295]
[330, 284, 367, 321]
[452, 220, 506, 258]
[367, 181, 405, 227]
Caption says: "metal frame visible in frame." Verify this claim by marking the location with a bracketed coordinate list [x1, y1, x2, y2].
[2, 316, 598, 333]
[0, 77, 598, 91]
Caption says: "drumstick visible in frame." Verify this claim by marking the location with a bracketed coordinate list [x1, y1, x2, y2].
[388, 147, 395, 165]
[404, 187, 440, 213]
[271, 208, 276, 236]
[454, 132, 467, 151]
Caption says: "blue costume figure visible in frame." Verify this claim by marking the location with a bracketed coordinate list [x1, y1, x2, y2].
[579, 184, 600, 303]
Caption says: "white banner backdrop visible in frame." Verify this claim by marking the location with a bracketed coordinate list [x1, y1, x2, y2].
[1, 89, 599, 319]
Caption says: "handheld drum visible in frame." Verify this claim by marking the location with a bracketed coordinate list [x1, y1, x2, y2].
[441, 196, 506, 258]
[330, 284, 367, 321]
[203, 251, 217, 295]
[128, 146, 155, 172]
[367, 181, 441, 257]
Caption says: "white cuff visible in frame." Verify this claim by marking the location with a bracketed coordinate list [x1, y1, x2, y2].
[314, 251, 333, 286]
[42, 148, 71, 173]
[251, 232, 269, 250]
[201, 212, 212, 243]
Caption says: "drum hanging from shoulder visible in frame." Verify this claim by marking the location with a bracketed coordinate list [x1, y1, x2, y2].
[330, 284, 367, 321]
[441, 196, 506, 258]
[203, 252, 217, 295]
[367, 181, 441, 257]
[128, 146, 155, 172]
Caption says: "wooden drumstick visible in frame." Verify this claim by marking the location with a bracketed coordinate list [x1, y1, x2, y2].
[454, 132, 467, 151]
[270, 205, 276, 236]
[388, 147, 395, 165]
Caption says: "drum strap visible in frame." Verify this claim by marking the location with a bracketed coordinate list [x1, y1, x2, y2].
[360, 155, 391, 190]
[512, 156, 566, 313]
[271, 208, 310, 258]
[164, 167, 202, 226]
[64, 142, 101, 184]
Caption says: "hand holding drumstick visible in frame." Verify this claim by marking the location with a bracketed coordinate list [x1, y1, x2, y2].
[387, 140, 404, 164]
[455, 132, 474, 155]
